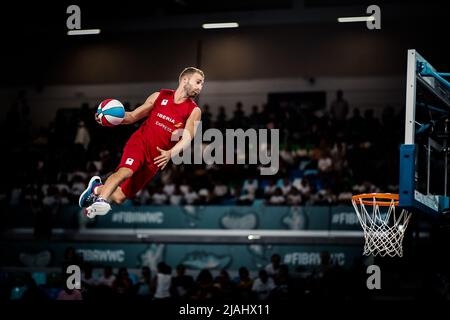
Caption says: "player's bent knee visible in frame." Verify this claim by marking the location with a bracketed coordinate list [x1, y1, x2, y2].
[115, 195, 127, 205]
[112, 187, 128, 205]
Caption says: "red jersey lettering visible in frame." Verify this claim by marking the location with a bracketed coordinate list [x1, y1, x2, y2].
[130, 89, 197, 166]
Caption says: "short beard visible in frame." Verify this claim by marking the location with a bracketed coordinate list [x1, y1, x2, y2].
[184, 83, 197, 98]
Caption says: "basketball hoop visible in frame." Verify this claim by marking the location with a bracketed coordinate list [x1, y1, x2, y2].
[352, 193, 412, 257]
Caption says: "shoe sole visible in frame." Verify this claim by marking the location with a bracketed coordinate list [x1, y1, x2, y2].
[85, 202, 111, 218]
[83, 208, 93, 218]
[79, 176, 101, 208]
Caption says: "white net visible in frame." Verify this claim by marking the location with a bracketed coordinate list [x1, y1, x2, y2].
[352, 195, 412, 257]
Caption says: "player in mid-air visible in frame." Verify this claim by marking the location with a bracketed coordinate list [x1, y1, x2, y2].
[79, 67, 204, 218]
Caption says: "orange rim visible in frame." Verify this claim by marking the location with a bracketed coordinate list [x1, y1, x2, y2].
[351, 193, 399, 207]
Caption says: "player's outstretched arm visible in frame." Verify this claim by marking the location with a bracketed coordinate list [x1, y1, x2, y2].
[121, 92, 160, 125]
[170, 107, 202, 155]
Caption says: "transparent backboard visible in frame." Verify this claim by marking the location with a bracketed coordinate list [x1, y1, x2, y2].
[399, 50, 450, 215]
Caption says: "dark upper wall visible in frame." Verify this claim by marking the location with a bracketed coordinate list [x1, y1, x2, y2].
[3, 18, 448, 85]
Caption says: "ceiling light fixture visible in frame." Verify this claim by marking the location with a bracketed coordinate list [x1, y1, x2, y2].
[202, 22, 239, 29]
[67, 29, 101, 35]
[337, 16, 375, 23]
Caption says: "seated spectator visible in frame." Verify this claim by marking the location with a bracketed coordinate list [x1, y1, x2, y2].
[55, 179, 71, 196]
[57, 287, 83, 301]
[268, 188, 285, 205]
[112, 267, 133, 298]
[135, 266, 152, 299]
[152, 186, 168, 205]
[70, 176, 86, 198]
[242, 178, 258, 196]
[59, 189, 70, 205]
[163, 181, 176, 196]
[287, 187, 302, 205]
[134, 188, 151, 205]
[42, 185, 59, 207]
[198, 187, 210, 204]
[179, 180, 190, 195]
[213, 181, 228, 200]
[213, 269, 234, 301]
[271, 264, 290, 301]
[235, 186, 255, 205]
[264, 179, 277, 197]
[184, 186, 199, 205]
[169, 185, 184, 205]
[192, 269, 216, 301]
[337, 191, 353, 204]
[265, 254, 282, 277]
[86, 161, 101, 177]
[352, 180, 380, 194]
[21, 274, 48, 302]
[312, 188, 337, 205]
[98, 266, 115, 288]
[280, 178, 292, 195]
[252, 270, 275, 301]
[234, 267, 253, 301]
[318, 153, 333, 173]
[81, 263, 97, 289]
[293, 178, 312, 198]
[171, 264, 194, 301]
[331, 141, 348, 171]
[153, 262, 172, 300]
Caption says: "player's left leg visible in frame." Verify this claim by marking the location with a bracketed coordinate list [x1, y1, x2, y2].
[83, 135, 146, 218]
[97, 167, 133, 201]
[84, 167, 133, 218]
[79, 176, 128, 209]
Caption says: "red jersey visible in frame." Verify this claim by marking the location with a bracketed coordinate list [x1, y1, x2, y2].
[117, 89, 197, 198]
[131, 89, 198, 165]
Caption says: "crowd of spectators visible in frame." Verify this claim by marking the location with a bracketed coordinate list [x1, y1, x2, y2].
[0, 249, 376, 302]
[1, 89, 403, 216]
[3, 247, 448, 302]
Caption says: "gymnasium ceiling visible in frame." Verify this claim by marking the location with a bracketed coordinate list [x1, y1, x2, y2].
[4, 0, 445, 36]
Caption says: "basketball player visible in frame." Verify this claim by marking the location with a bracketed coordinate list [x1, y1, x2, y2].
[79, 67, 204, 218]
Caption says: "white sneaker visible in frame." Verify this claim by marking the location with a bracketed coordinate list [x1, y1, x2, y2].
[84, 198, 111, 219]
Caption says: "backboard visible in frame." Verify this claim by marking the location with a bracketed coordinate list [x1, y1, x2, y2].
[399, 50, 450, 215]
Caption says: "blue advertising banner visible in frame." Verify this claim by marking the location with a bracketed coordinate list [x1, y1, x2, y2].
[8, 204, 362, 231]
[0, 240, 363, 272]
[329, 205, 361, 231]
[83, 205, 357, 230]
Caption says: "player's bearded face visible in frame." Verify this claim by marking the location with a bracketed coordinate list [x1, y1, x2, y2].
[184, 82, 197, 98]
[184, 74, 204, 98]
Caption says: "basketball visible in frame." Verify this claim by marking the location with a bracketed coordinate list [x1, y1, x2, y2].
[97, 99, 125, 126]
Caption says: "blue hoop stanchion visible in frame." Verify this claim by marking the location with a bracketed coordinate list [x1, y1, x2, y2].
[417, 61, 450, 91]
